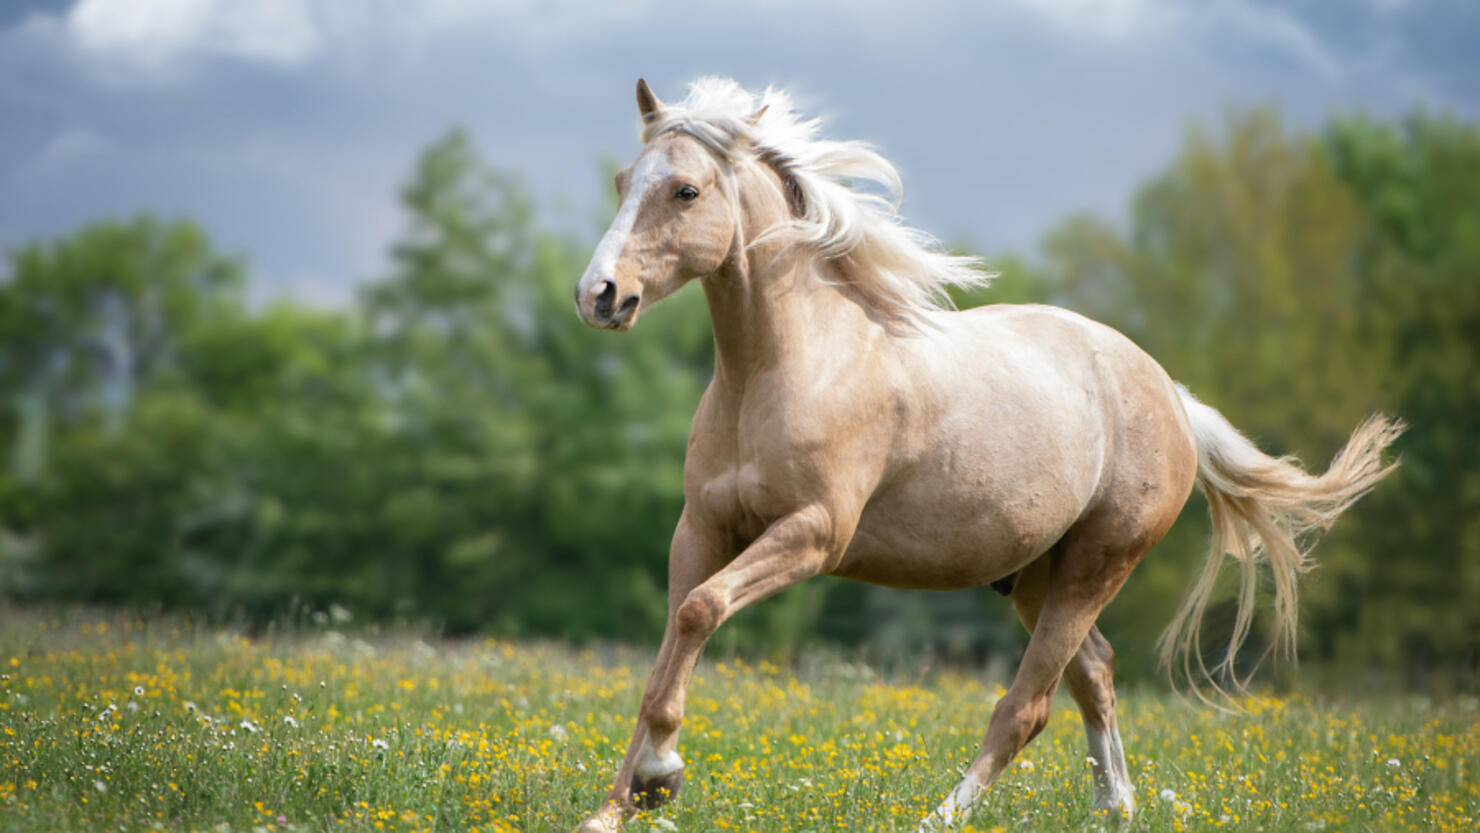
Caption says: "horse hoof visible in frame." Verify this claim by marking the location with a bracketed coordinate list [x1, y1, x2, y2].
[630, 768, 684, 809]
[576, 803, 625, 833]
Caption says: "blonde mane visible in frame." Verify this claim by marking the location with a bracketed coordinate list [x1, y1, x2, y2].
[642, 77, 991, 324]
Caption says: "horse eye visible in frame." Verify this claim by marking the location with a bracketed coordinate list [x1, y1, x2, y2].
[675, 185, 699, 202]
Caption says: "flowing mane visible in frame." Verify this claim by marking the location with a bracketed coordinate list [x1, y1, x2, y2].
[641, 77, 990, 324]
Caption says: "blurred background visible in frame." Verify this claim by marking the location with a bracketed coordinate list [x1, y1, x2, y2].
[0, 0, 1475, 689]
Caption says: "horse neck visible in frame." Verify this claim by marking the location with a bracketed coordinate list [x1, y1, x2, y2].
[699, 159, 882, 396]
[700, 243, 874, 395]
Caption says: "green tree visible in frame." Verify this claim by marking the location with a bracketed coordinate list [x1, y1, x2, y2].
[0, 218, 246, 603]
[0, 217, 242, 478]
[1316, 113, 1480, 684]
[352, 130, 715, 636]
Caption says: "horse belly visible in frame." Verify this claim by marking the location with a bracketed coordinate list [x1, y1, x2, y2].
[833, 482, 1084, 590]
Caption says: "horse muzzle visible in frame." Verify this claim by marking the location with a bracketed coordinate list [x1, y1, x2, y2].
[576, 277, 641, 330]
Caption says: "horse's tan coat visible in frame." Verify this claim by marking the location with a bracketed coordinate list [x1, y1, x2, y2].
[571, 79, 1398, 831]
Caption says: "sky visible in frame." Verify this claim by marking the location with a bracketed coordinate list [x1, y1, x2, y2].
[1, 0, 1477, 306]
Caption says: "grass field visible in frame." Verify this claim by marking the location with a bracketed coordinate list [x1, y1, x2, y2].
[0, 609, 1474, 832]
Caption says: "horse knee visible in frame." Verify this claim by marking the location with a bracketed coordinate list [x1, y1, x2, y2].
[675, 586, 724, 638]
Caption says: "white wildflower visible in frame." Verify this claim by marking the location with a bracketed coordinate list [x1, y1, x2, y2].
[1018, 759, 1035, 772]
[94, 780, 108, 793]
[239, 719, 259, 734]
[133, 686, 145, 697]
[1159, 788, 1177, 803]
[549, 724, 569, 742]
[1386, 758, 1401, 768]
[371, 737, 389, 751]
[283, 715, 300, 729]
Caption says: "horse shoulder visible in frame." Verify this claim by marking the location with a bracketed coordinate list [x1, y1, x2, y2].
[685, 356, 898, 549]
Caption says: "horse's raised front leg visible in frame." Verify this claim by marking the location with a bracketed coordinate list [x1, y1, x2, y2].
[576, 513, 725, 833]
[921, 532, 1147, 831]
[577, 505, 840, 832]
[1008, 559, 1136, 821]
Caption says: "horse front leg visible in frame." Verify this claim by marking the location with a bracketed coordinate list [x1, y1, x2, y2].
[577, 504, 842, 832]
[577, 514, 726, 833]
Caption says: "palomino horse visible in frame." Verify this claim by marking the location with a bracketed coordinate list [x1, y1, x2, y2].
[571, 78, 1401, 831]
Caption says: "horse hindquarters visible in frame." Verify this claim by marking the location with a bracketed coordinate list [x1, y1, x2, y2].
[922, 363, 1199, 830]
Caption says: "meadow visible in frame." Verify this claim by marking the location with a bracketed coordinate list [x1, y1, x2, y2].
[0, 609, 1474, 833]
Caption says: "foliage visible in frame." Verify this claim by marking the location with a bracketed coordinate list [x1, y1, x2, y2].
[1, 610, 1476, 832]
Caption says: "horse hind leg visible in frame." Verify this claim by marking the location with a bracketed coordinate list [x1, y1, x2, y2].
[1065, 628, 1136, 821]
[920, 528, 1150, 831]
[1009, 559, 1135, 820]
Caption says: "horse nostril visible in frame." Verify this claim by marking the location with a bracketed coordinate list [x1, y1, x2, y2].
[618, 295, 639, 317]
[593, 280, 617, 320]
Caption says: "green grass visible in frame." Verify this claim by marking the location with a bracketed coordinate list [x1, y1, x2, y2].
[1, 608, 1475, 832]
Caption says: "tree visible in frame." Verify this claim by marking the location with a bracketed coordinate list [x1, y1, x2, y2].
[0, 217, 242, 478]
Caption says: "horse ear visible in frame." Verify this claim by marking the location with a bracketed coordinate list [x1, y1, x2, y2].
[636, 78, 664, 124]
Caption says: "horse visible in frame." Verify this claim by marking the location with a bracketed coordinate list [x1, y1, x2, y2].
[569, 77, 1401, 832]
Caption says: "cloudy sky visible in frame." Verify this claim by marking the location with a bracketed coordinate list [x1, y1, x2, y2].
[2, 0, 1477, 305]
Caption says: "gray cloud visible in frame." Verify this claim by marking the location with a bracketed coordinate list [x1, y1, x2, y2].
[1, 0, 1475, 304]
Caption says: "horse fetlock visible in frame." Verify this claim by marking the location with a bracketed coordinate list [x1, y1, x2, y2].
[630, 766, 684, 810]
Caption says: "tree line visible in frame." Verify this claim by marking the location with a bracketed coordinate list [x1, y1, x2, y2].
[1, 109, 1474, 688]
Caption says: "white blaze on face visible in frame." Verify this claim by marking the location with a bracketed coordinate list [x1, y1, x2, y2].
[577, 147, 674, 304]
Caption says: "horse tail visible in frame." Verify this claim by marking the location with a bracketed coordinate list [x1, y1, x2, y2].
[1157, 384, 1403, 696]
